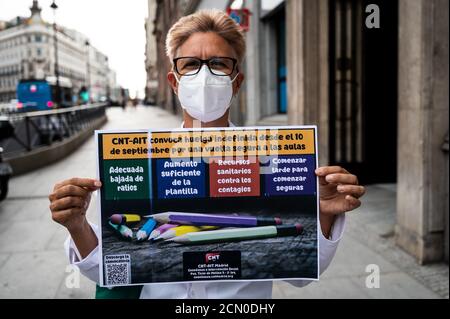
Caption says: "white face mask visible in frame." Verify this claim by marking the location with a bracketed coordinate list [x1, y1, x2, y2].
[175, 65, 239, 123]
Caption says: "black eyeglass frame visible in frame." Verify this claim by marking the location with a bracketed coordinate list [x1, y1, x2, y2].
[173, 56, 239, 76]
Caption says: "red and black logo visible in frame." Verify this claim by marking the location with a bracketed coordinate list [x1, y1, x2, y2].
[205, 252, 220, 263]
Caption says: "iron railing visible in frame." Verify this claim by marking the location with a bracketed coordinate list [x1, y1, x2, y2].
[0, 103, 107, 157]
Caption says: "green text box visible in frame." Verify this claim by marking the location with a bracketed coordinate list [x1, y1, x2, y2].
[103, 159, 150, 200]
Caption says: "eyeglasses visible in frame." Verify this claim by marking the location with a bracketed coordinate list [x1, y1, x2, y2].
[173, 57, 238, 76]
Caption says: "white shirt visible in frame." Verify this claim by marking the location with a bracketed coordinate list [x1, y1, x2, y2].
[65, 122, 346, 298]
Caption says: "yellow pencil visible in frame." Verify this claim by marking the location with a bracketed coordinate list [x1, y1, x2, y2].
[109, 214, 141, 224]
[154, 225, 218, 241]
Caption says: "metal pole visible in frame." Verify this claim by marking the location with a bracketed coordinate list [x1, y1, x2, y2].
[25, 117, 31, 151]
[85, 40, 91, 102]
[51, 1, 61, 107]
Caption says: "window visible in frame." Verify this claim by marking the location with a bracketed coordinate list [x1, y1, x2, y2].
[35, 34, 42, 42]
[261, 0, 285, 12]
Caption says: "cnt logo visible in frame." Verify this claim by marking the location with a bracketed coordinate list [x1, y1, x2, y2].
[205, 252, 220, 263]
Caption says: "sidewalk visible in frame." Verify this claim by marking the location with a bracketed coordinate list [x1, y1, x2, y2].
[273, 184, 449, 299]
[0, 106, 447, 299]
[0, 106, 181, 298]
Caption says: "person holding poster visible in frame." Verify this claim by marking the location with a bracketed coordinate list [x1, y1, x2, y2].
[49, 10, 365, 299]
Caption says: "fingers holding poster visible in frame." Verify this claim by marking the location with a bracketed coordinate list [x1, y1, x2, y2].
[96, 127, 319, 286]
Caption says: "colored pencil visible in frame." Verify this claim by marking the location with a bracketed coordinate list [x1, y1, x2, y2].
[168, 224, 303, 244]
[146, 212, 282, 228]
[109, 214, 141, 225]
[136, 218, 157, 241]
[154, 225, 218, 241]
[108, 221, 133, 239]
[148, 223, 177, 241]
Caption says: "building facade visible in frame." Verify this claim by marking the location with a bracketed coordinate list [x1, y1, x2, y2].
[144, 0, 158, 105]
[280, 0, 448, 264]
[87, 44, 115, 103]
[0, 0, 116, 104]
[149, 0, 449, 263]
[149, 0, 200, 114]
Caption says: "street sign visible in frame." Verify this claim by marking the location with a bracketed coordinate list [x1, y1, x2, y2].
[226, 7, 251, 32]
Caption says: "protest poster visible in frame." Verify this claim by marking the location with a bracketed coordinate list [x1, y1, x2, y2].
[96, 126, 319, 286]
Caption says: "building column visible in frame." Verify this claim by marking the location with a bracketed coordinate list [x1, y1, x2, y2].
[286, 0, 329, 165]
[243, 0, 262, 126]
[444, 134, 449, 262]
[396, 0, 449, 263]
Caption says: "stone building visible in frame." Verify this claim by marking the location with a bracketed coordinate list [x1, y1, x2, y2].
[149, 0, 449, 263]
[0, 0, 116, 103]
[150, 0, 199, 113]
[144, 0, 158, 105]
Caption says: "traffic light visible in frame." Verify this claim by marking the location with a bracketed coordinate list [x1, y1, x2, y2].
[79, 86, 89, 103]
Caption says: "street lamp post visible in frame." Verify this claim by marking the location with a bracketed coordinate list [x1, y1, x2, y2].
[50, 0, 61, 107]
[85, 40, 91, 102]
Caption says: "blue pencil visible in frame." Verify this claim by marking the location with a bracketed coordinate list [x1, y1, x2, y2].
[136, 218, 157, 241]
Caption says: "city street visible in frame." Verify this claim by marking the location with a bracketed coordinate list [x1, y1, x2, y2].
[0, 106, 447, 299]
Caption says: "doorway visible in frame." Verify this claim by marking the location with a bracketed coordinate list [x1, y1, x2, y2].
[328, 0, 399, 184]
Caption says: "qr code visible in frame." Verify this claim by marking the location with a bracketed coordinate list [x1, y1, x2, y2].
[104, 254, 131, 285]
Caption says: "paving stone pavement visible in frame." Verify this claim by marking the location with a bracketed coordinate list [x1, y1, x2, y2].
[0, 106, 447, 299]
[0, 106, 181, 299]
[273, 184, 449, 299]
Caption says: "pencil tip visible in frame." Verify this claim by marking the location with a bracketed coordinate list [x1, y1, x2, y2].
[136, 231, 147, 241]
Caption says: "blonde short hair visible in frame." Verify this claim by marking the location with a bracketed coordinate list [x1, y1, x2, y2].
[166, 9, 246, 63]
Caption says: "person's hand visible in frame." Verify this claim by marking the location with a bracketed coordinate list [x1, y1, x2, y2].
[49, 178, 102, 233]
[315, 166, 365, 237]
[316, 166, 365, 215]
